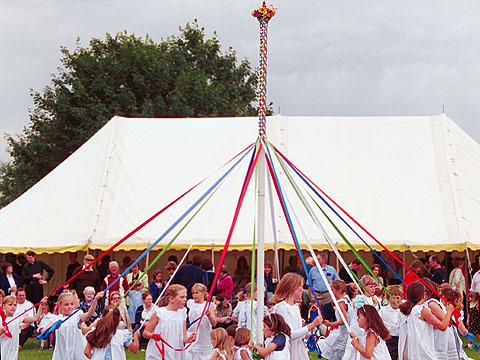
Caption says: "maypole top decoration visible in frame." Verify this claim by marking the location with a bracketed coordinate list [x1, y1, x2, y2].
[252, 1, 276, 140]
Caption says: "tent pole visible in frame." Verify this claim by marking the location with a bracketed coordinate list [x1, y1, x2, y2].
[256, 146, 266, 344]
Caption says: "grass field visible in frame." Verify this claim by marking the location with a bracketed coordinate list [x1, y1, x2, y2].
[16, 337, 480, 359]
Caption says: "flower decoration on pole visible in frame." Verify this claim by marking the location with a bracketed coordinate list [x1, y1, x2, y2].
[252, 1, 276, 140]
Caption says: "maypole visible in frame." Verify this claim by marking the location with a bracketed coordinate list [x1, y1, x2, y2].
[252, 1, 276, 344]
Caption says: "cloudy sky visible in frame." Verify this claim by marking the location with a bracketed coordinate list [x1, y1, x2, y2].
[1, 1, 480, 163]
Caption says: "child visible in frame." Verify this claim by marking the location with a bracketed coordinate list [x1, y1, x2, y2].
[143, 284, 196, 360]
[48, 290, 103, 360]
[234, 327, 252, 360]
[127, 281, 143, 325]
[37, 302, 56, 350]
[84, 307, 140, 360]
[349, 304, 390, 359]
[210, 327, 232, 360]
[186, 283, 217, 360]
[318, 279, 352, 360]
[254, 313, 291, 360]
[398, 281, 454, 360]
[0, 295, 45, 360]
[232, 283, 267, 339]
[378, 285, 403, 360]
[441, 287, 468, 360]
[225, 324, 237, 356]
[468, 291, 480, 343]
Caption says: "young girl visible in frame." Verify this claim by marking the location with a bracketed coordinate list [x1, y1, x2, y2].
[234, 328, 252, 360]
[254, 313, 291, 360]
[468, 291, 480, 343]
[49, 290, 103, 360]
[349, 304, 390, 360]
[84, 307, 140, 360]
[441, 287, 468, 360]
[210, 327, 232, 360]
[232, 282, 267, 339]
[186, 283, 217, 360]
[0, 295, 45, 360]
[272, 273, 322, 360]
[143, 284, 196, 360]
[37, 302, 56, 349]
[318, 279, 352, 360]
[398, 281, 454, 360]
[127, 281, 144, 325]
[109, 291, 131, 330]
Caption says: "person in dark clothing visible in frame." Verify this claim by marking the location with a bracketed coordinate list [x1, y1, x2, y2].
[339, 258, 362, 283]
[22, 250, 54, 305]
[65, 252, 81, 282]
[70, 254, 101, 300]
[173, 255, 207, 298]
[429, 255, 447, 285]
[202, 258, 215, 292]
[96, 254, 111, 280]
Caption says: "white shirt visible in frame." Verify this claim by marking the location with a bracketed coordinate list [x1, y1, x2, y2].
[14, 300, 35, 328]
[6, 275, 16, 295]
[378, 304, 401, 337]
[471, 271, 480, 292]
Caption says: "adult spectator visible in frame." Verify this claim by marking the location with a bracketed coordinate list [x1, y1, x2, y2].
[80, 286, 103, 325]
[173, 255, 207, 298]
[167, 255, 179, 265]
[215, 294, 233, 329]
[109, 290, 131, 330]
[299, 256, 314, 289]
[101, 261, 129, 306]
[429, 255, 447, 285]
[22, 250, 54, 305]
[120, 256, 132, 273]
[282, 255, 300, 276]
[216, 265, 233, 300]
[264, 261, 277, 301]
[202, 258, 215, 291]
[308, 252, 339, 306]
[126, 262, 148, 292]
[449, 257, 466, 296]
[70, 254, 101, 299]
[149, 270, 165, 302]
[403, 260, 423, 296]
[232, 256, 250, 293]
[14, 288, 35, 350]
[339, 258, 362, 283]
[134, 292, 154, 343]
[372, 264, 384, 286]
[0, 263, 21, 296]
[471, 256, 480, 292]
[65, 252, 81, 282]
[165, 261, 177, 282]
[96, 254, 111, 280]
[5, 253, 22, 278]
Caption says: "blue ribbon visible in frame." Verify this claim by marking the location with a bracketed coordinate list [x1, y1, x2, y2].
[306, 329, 322, 358]
[38, 144, 255, 341]
[461, 332, 479, 352]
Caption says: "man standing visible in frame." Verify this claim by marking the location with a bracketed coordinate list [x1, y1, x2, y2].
[173, 255, 207, 298]
[429, 255, 447, 285]
[308, 252, 339, 306]
[101, 261, 129, 306]
[65, 252, 81, 282]
[14, 288, 35, 350]
[339, 258, 362, 283]
[70, 254, 101, 299]
[21, 250, 54, 305]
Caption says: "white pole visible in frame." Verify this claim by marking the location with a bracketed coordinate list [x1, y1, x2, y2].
[256, 146, 266, 344]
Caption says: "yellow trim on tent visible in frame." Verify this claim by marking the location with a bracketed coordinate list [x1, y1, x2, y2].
[1, 242, 478, 254]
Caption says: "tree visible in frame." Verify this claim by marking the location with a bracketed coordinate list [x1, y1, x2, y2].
[0, 21, 266, 207]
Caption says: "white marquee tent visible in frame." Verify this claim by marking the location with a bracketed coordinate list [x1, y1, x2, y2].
[0, 114, 479, 254]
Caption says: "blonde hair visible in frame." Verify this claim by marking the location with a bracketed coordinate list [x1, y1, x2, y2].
[191, 283, 208, 300]
[361, 275, 376, 287]
[234, 327, 251, 347]
[159, 285, 186, 307]
[2, 295, 16, 306]
[57, 292, 76, 314]
[331, 279, 347, 294]
[387, 285, 403, 298]
[272, 273, 304, 303]
[210, 328, 232, 357]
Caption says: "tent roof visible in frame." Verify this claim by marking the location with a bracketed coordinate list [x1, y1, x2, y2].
[0, 114, 479, 253]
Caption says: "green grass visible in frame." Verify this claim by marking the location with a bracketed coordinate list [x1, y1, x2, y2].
[17, 337, 480, 359]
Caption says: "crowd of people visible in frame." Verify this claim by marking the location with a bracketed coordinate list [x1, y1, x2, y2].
[0, 249, 479, 360]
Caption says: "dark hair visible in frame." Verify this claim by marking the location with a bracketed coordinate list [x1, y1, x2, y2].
[142, 292, 153, 301]
[442, 287, 463, 310]
[225, 324, 237, 338]
[16, 287, 25, 294]
[331, 279, 347, 293]
[400, 281, 425, 316]
[167, 255, 178, 264]
[430, 255, 440, 265]
[469, 291, 480, 303]
[410, 260, 423, 270]
[86, 307, 121, 348]
[263, 313, 291, 337]
[357, 305, 390, 340]
[202, 258, 213, 271]
[351, 258, 362, 266]
[153, 269, 163, 281]
[26, 250, 36, 257]
[422, 277, 439, 300]
[165, 261, 177, 272]
[192, 255, 203, 267]
[453, 257, 465, 268]
[234, 327, 251, 346]
[1, 263, 11, 272]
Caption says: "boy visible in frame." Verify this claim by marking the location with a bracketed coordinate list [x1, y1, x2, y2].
[378, 285, 403, 360]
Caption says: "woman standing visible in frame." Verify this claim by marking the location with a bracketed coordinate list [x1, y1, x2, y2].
[149, 270, 165, 302]
[0, 263, 21, 296]
[272, 273, 322, 360]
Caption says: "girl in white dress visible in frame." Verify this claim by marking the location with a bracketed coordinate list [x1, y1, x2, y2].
[186, 283, 217, 360]
[210, 328, 232, 360]
[47, 291, 103, 360]
[233, 328, 252, 360]
[84, 307, 140, 360]
[319, 280, 352, 360]
[143, 284, 196, 360]
[441, 286, 469, 360]
[272, 273, 322, 360]
[254, 313, 291, 360]
[0, 295, 45, 360]
[398, 281, 455, 360]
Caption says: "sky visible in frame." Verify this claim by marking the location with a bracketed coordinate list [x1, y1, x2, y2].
[1, 1, 480, 163]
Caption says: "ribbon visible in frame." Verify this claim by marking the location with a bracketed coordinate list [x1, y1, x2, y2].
[306, 328, 322, 358]
[461, 332, 480, 352]
[0, 306, 12, 338]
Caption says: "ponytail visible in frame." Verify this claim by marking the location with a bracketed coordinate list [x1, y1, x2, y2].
[400, 281, 425, 316]
[86, 307, 121, 348]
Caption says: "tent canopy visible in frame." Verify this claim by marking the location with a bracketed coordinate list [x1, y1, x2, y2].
[0, 114, 479, 254]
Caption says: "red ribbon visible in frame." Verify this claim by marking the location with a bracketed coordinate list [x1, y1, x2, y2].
[0, 306, 12, 338]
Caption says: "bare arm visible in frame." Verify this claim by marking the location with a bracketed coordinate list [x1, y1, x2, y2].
[207, 307, 217, 327]
[350, 331, 376, 358]
[421, 304, 454, 331]
[183, 321, 196, 344]
[127, 330, 141, 354]
[325, 302, 347, 327]
[254, 342, 278, 357]
[24, 297, 48, 323]
[84, 342, 93, 359]
[79, 292, 103, 323]
[143, 312, 158, 339]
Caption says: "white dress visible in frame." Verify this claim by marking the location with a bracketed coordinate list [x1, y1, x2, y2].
[234, 346, 253, 360]
[273, 301, 308, 360]
[0, 315, 24, 360]
[349, 331, 390, 360]
[264, 333, 290, 360]
[185, 299, 215, 360]
[212, 349, 227, 360]
[52, 312, 88, 360]
[318, 296, 352, 360]
[234, 299, 268, 339]
[146, 306, 187, 360]
[446, 311, 464, 360]
[425, 299, 449, 360]
[398, 304, 436, 360]
[90, 329, 133, 360]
